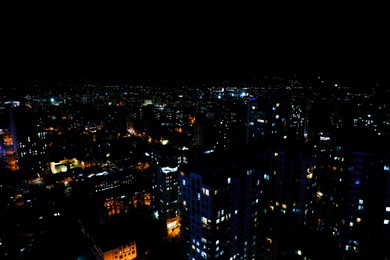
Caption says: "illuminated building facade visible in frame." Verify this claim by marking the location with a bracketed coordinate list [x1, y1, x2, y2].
[179, 151, 262, 259]
[80, 220, 137, 260]
[376, 158, 390, 258]
[302, 131, 390, 259]
[149, 144, 180, 233]
[10, 106, 48, 175]
[304, 138, 348, 242]
[50, 158, 85, 174]
[103, 242, 137, 260]
[258, 147, 310, 259]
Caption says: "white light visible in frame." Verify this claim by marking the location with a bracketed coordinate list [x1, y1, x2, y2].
[386, 207, 390, 212]
[161, 167, 178, 173]
[297, 250, 302, 256]
[384, 219, 389, 224]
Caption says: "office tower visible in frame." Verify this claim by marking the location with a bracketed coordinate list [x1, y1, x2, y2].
[179, 150, 262, 259]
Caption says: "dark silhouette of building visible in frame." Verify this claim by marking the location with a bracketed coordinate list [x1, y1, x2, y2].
[179, 150, 262, 259]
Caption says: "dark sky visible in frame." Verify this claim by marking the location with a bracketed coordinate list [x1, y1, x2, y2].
[1, 6, 389, 85]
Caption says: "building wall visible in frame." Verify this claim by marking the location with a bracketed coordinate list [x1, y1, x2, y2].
[103, 241, 137, 260]
[179, 157, 262, 259]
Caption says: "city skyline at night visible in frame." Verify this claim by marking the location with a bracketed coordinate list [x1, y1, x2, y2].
[1, 70, 390, 259]
[1, 8, 390, 259]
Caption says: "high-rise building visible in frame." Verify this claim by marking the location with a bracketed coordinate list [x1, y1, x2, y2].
[303, 130, 390, 259]
[149, 144, 180, 234]
[257, 145, 311, 259]
[10, 106, 48, 176]
[179, 150, 262, 259]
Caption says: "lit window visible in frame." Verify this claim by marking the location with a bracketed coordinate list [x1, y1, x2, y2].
[385, 219, 390, 225]
[386, 207, 390, 212]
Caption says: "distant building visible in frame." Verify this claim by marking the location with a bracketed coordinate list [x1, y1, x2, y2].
[50, 158, 85, 174]
[10, 106, 49, 175]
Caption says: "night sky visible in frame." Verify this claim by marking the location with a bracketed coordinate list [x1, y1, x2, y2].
[1, 6, 389, 86]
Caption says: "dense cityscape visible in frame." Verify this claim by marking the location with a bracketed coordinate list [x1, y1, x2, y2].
[1, 74, 390, 259]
